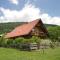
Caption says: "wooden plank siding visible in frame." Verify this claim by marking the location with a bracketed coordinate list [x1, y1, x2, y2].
[30, 21, 47, 38]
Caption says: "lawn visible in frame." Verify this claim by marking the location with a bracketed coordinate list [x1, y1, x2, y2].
[0, 47, 60, 60]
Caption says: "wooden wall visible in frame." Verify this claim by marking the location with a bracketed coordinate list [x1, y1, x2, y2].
[31, 21, 47, 38]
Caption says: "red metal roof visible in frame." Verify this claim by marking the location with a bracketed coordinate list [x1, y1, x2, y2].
[5, 19, 40, 38]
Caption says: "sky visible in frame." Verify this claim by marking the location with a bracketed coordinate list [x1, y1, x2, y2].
[0, 0, 60, 25]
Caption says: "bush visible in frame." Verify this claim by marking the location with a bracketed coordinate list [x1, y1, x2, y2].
[0, 36, 7, 47]
[0, 36, 41, 50]
[6, 39, 14, 47]
[50, 42, 55, 48]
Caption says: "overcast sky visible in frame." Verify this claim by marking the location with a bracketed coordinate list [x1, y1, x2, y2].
[0, 0, 60, 25]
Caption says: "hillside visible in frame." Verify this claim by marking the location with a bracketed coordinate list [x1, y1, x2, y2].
[0, 22, 26, 34]
[0, 22, 60, 37]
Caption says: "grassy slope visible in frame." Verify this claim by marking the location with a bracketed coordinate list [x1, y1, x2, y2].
[0, 47, 60, 60]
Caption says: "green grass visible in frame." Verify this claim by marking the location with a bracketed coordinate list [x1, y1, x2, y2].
[0, 47, 60, 60]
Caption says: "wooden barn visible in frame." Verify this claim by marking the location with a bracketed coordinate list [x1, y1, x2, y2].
[5, 19, 48, 39]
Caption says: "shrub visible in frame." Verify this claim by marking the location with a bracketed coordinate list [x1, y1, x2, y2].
[6, 39, 14, 47]
[0, 36, 41, 50]
[50, 42, 55, 48]
[0, 36, 7, 47]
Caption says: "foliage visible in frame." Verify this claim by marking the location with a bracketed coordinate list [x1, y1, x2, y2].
[0, 22, 26, 34]
[0, 36, 41, 49]
[30, 36, 41, 43]
[49, 42, 55, 48]
[47, 26, 60, 42]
